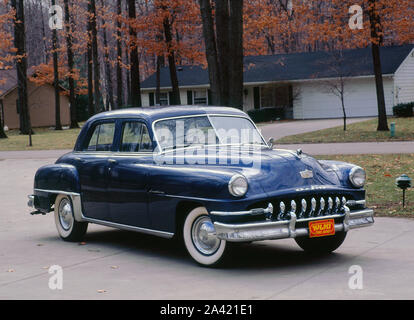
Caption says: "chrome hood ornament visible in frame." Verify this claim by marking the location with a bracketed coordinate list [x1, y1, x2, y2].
[300, 169, 313, 179]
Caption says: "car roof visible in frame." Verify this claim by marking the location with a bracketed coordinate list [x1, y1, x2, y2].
[86, 105, 248, 124]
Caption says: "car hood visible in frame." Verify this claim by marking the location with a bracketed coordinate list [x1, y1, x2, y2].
[254, 148, 341, 194]
[159, 146, 342, 194]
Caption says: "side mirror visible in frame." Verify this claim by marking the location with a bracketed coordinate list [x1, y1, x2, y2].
[267, 137, 275, 149]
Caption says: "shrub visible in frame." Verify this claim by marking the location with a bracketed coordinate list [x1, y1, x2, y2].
[393, 102, 414, 117]
[247, 107, 284, 123]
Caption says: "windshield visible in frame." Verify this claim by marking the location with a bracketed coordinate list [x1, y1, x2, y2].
[153, 115, 266, 151]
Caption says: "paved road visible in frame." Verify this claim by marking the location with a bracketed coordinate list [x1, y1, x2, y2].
[1, 157, 414, 299]
[278, 141, 414, 155]
[260, 117, 373, 140]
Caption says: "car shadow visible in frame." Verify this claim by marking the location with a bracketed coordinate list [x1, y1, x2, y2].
[71, 228, 352, 271]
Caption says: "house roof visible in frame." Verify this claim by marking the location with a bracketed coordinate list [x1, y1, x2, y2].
[141, 44, 414, 90]
[0, 68, 21, 97]
[0, 67, 60, 98]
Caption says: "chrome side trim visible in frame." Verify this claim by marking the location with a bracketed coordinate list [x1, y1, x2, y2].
[71, 194, 85, 222]
[31, 189, 174, 239]
[210, 204, 274, 217]
[346, 200, 366, 207]
[34, 188, 80, 196]
[81, 216, 174, 239]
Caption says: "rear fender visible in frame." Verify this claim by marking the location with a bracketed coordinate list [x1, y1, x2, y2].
[32, 164, 83, 221]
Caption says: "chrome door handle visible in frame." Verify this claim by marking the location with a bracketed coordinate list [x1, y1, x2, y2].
[108, 159, 117, 164]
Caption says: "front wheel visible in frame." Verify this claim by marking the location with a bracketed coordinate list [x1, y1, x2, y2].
[54, 194, 88, 242]
[294, 232, 347, 254]
[183, 207, 227, 267]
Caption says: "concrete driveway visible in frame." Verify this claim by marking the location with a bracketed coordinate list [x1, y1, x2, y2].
[259, 117, 373, 140]
[1, 156, 414, 299]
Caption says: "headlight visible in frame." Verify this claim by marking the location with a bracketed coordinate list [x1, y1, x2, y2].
[349, 166, 366, 188]
[228, 174, 248, 197]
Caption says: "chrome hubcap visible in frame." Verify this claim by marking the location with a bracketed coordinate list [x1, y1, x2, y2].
[191, 216, 220, 255]
[58, 199, 73, 231]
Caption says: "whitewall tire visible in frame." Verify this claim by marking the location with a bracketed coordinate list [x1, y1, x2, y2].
[183, 207, 227, 267]
[54, 194, 88, 242]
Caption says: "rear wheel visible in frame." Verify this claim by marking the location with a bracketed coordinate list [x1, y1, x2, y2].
[54, 195, 88, 242]
[183, 207, 227, 267]
[295, 232, 347, 254]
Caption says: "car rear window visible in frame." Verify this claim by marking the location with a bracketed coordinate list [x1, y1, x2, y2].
[120, 121, 152, 152]
[84, 122, 115, 151]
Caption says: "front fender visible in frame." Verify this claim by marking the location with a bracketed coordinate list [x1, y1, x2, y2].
[318, 160, 361, 189]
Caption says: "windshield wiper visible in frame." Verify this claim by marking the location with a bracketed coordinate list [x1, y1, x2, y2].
[164, 143, 204, 151]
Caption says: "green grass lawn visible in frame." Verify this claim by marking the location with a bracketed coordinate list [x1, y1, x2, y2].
[0, 126, 82, 151]
[316, 154, 414, 217]
[277, 117, 414, 144]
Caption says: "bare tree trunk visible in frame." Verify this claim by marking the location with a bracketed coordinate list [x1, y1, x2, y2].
[371, 44, 388, 131]
[64, 0, 78, 128]
[0, 100, 7, 139]
[126, 48, 131, 106]
[12, 0, 32, 142]
[38, 0, 49, 64]
[368, 0, 389, 131]
[163, 15, 181, 105]
[116, 0, 123, 109]
[90, 0, 102, 113]
[128, 0, 142, 107]
[87, 2, 94, 117]
[200, 0, 244, 108]
[51, 2, 62, 131]
[341, 93, 347, 131]
[100, 0, 115, 111]
[228, 0, 244, 109]
[215, 0, 230, 106]
[199, 0, 221, 105]
[155, 53, 163, 105]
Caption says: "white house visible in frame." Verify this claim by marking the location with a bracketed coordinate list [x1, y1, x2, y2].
[140, 45, 414, 119]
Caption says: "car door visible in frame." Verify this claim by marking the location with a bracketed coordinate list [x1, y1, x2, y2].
[75, 120, 116, 222]
[107, 120, 153, 228]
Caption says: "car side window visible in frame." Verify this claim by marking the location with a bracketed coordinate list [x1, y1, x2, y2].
[85, 122, 115, 151]
[121, 121, 152, 152]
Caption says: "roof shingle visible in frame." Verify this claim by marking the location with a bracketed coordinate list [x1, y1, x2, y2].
[141, 44, 414, 89]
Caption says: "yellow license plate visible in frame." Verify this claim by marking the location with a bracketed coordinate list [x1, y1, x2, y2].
[309, 219, 335, 238]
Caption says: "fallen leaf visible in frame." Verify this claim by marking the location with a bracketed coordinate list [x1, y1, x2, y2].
[111, 266, 119, 269]
[97, 289, 107, 293]
[78, 242, 87, 246]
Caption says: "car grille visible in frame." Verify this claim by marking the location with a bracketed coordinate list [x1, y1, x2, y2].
[249, 193, 350, 221]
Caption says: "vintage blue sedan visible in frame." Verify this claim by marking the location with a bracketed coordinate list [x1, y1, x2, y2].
[28, 106, 374, 266]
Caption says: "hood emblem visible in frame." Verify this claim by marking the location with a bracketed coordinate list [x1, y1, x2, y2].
[300, 169, 313, 179]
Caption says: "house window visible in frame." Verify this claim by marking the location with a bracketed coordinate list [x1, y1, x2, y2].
[193, 89, 207, 105]
[260, 86, 290, 108]
[159, 92, 169, 105]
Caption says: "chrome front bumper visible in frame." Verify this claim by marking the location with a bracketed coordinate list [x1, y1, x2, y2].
[213, 206, 374, 242]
